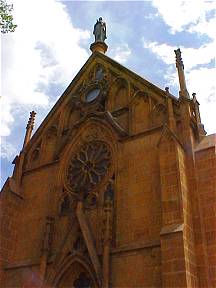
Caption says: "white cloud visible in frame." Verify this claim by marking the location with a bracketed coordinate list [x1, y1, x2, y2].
[143, 40, 215, 70]
[151, 0, 216, 34]
[189, 13, 216, 39]
[143, 41, 174, 65]
[1, 0, 90, 137]
[0, 138, 16, 161]
[0, 98, 14, 137]
[110, 43, 131, 63]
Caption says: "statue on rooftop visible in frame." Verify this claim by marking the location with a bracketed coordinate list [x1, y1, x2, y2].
[93, 17, 107, 42]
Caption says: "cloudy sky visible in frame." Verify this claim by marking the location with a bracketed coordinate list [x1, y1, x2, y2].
[1, 0, 216, 188]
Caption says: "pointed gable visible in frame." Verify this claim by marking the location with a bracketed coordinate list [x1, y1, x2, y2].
[23, 51, 177, 167]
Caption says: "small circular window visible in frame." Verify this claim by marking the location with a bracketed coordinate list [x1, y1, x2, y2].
[85, 88, 100, 103]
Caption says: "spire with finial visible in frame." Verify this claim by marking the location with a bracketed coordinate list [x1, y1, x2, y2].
[22, 111, 36, 149]
[90, 17, 108, 54]
[174, 48, 189, 99]
[174, 48, 184, 69]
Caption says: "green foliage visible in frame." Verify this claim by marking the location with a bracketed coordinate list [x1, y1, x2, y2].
[0, 0, 17, 33]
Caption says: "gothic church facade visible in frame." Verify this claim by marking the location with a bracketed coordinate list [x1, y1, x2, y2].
[1, 21, 216, 287]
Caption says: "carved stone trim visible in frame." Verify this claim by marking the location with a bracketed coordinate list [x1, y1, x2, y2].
[47, 253, 98, 287]
[65, 141, 112, 200]
[111, 240, 160, 255]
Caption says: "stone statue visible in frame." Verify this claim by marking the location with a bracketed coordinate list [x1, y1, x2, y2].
[93, 17, 106, 42]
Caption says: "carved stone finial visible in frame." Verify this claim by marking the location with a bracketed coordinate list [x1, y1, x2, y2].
[23, 111, 36, 149]
[174, 48, 190, 99]
[26, 111, 36, 130]
[174, 48, 184, 69]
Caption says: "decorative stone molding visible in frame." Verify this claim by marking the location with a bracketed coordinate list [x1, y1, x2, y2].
[30, 143, 41, 163]
[72, 71, 109, 117]
[47, 253, 98, 287]
[45, 125, 58, 139]
[65, 141, 112, 201]
[130, 90, 149, 106]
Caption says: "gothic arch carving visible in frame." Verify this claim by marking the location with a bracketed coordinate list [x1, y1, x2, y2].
[130, 90, 150, 134]
[62, 98, 81, 133]
[30, 147, 40, 162]
[130, 90, 149, 105]
[24, 140, 42, 169]
[87, 62, 108, 83]
[48, 253, 98, 287]
[94, 63, 107, 81]
[108, 77, 129, 112]
[151, 101, 167, 127]
[46, 125, 58, 139]
[68, 108, 81, 130]
[58, 190, 76, 216]
[35, 124, 58, 164]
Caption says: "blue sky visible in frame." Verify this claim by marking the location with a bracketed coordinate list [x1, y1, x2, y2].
[1, 0, 216, 188]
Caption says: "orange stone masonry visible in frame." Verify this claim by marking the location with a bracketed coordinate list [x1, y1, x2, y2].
[0, 47, 215, 287]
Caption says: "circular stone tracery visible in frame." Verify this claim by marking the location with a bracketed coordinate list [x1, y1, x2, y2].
[66, 141, 112, 195]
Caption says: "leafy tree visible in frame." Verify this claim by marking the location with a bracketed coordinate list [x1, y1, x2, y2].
[0, 0, 17, 33]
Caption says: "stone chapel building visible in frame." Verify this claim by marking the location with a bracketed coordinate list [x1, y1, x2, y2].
[0, 18, 216, 287]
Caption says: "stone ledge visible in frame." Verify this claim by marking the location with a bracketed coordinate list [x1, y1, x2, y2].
[121, 125, 163, 142]
[4, 240, 161, 270]
[4, 258, 39, 270]
[23, 159, 59, 175]
[112, 239, 160, 255]
[160, 223, 184, 236]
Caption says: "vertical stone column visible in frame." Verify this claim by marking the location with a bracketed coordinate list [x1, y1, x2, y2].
[76, 201, 102, 286]
[179, 93, 210, 286]
[102, 199, 112, 288]
[158, 127, 198, 287]
[195, 143, 215, 287]
[102, 179, 114, 288]
[39, 216, 54, 280]
[165, 87, 176, 133]
[174, 49, 189, 99]
[23, 111, 36, 149]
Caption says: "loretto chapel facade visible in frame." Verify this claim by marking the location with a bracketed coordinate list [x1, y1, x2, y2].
[0, 18, 216, 288]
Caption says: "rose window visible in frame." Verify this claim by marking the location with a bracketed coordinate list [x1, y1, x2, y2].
[66, 141, 111, 195]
